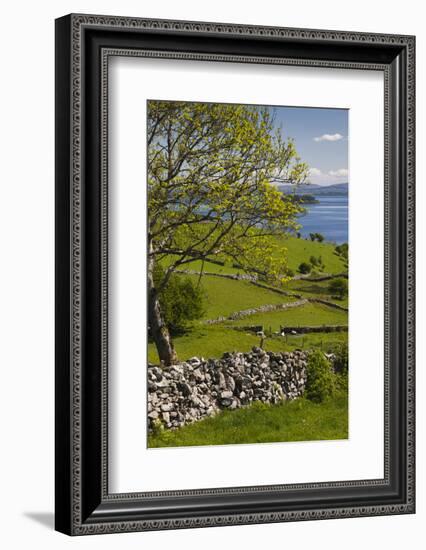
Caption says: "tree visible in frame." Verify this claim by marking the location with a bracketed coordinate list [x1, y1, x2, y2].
[335, 243, 348, 260]
[309, 232, 324, 242]
[147, 101, 309, 364]
[333, 342, 349, 374]
[153, 264, 205, 333]
[298, 262, 311, 274]
[328, 278, 348, 299]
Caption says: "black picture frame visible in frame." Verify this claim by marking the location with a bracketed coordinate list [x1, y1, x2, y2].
[55, 13, 415, 536]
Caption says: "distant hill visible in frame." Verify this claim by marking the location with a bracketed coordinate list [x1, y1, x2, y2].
[278, 182, 348, 196]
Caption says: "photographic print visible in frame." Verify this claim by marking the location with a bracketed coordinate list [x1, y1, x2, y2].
[147, 100, 349, 448]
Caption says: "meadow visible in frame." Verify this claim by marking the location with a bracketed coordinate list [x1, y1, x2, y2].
[148, 387, 348, 448]
[148, 234, 348, 364]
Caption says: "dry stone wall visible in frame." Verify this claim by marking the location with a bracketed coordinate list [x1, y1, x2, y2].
[148, 348, 308, 432]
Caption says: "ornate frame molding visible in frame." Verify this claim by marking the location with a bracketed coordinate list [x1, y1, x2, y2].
[55, 14, 415, 536]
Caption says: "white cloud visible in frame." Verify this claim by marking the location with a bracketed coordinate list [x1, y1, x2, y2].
[328, 168, 349, 177]
[313, 133, 344, 142]
[308, 167, 323, 177]
[307, 167, 348, 185]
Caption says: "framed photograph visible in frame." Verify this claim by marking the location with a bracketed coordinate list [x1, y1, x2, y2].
[55, 14, 415, 535]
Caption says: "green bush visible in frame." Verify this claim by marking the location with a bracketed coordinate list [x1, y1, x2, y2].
[305, 350, 335, 403]
[309, 255, 325, 271]
[334, 342, 349, 374]
[298, 262, 312, 274]
[153, 264, 205, 333]
[328, 277, 348, 299]
[335, 243, 349, 260]
[309, 232, 325, 242]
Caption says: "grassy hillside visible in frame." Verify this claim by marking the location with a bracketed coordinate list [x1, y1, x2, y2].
[228, 302, 347, 330]
[148, 390, 348, 448]
[148, 319, 348, 364]
[284, 278, 349, 307]
[276, 236, 347, 274]
[149, 234, 348, 365]
[162, 235, 347, 278]
[185, 275, 297, 320]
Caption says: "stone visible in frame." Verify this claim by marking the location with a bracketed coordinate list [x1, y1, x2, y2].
[147, 350, 309, 432]
[227, 377, 236, 392]
[192, 368, 204, 382]
[178, 382, 192, 397]
[220, 397, 232, 407]
[218, 371, 227, 389]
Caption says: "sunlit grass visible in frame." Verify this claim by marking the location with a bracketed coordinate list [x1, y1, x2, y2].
[183, 274, 296, 320]
[148, 390, 348, 448]
[147, 323, 348, 363]
[227, 302, 347, 331]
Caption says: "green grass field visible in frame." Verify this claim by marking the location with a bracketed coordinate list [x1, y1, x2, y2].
[148, 234, 348, 364]
[273, 235, 347, 274]
[227, 302, 347, 330]
[147, 320, 348, 363]
[164, 235, 347, 277]
[148, 390, 348, 448]
[284, 278, 349, 307]
[185, 274, 297, 320]
[147, 233, 349, 449]
[149, 235, 348, 365]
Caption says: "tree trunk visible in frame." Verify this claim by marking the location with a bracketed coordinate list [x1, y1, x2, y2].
[147, 247, 178, 366]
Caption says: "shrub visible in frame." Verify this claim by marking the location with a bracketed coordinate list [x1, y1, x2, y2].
[334, 343, 349, 374]
[309, 255, 324, 271]
[298, 262, 311, 274]
[335, 242, 349, 260]
[328, 277, 348, 299]
[305, 350, 335, 403]
[153, 264, 205, 333]
[309, 232, 324, 242]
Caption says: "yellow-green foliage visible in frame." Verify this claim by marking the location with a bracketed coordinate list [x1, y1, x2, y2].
[305, 350, 335, 403]
[148, 100, 309, 286]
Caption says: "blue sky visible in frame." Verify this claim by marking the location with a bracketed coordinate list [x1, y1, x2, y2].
[269, 106, 348, 186]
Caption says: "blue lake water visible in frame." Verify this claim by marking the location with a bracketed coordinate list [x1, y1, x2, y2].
[297, 196, 348, 244]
